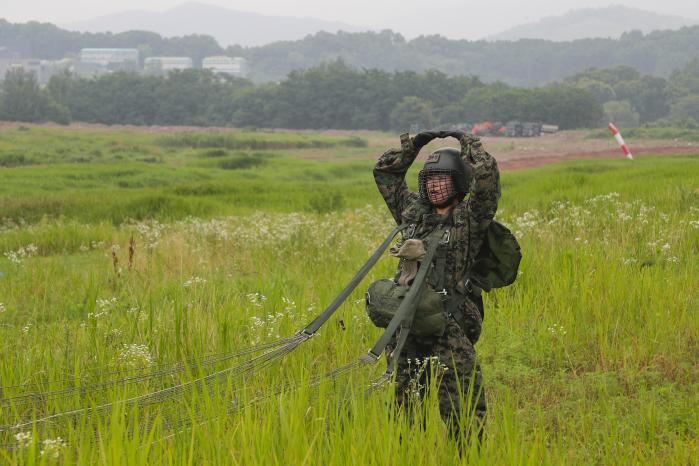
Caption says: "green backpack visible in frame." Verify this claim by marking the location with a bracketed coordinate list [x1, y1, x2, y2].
[365, 220, 521, 337]
[469, 220, 522, 292]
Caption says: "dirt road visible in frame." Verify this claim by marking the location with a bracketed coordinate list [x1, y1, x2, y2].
[481, 132, 699, 170]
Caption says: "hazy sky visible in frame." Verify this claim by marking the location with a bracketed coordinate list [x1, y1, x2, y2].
[3, 0, 699, 40]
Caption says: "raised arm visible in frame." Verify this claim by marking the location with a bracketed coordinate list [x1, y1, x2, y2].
[373, 132, 438, 224]
[460, 134, 501, 263]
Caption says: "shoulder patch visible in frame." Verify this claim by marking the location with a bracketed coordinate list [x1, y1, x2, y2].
[426, 152, 440, 163]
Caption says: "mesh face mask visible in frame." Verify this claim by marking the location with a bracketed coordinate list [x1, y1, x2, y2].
[418, 169, 457, 207]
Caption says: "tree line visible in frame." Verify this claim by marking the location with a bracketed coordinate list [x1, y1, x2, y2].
[0, 61, 605, 130]
[3, 20, 699, 85]
[562, 61, 699, 128]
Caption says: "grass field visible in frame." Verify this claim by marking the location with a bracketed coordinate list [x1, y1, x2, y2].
[0, 126, 698, 465]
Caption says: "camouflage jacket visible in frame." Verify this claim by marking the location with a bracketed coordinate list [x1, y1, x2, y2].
[373, 133, 501, 294]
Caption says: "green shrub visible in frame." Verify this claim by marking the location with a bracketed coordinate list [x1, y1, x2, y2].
[308, 192, 345, 213]
[0, 152, 36, 167]
[218, 155, 266, 170]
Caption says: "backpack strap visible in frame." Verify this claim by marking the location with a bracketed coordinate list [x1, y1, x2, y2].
[432, 227, 451, 292]
[448, 278, 485, 326]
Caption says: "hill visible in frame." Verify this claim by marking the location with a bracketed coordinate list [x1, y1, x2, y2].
[488, 5, 698, 41]
[3, 19, 699, 86]
[61, 1, 365, 47]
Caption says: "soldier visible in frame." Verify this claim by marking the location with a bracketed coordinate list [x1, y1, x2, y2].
[373, 130, 500, 441]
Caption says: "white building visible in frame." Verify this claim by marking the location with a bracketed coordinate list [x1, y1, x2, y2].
[144, 56, 193, 75]
[0, 59, 41, 80]
[76, 48, 139, 77]
[0, 58, 72, 85]
[79, 48, 139, 66]
[202, 56, 247, 77]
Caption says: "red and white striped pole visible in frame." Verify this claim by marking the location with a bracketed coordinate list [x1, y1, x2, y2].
[608, 123, 633, 160]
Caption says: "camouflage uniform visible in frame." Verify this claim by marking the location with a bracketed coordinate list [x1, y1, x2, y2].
[373, 132, 500, 439]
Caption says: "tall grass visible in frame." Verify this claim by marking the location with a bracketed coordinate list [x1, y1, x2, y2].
[0, 127, 697, 464]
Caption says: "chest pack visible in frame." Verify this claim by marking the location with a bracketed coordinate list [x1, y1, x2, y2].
[365, 203, 521, 337]
[365, 226, 451, 337]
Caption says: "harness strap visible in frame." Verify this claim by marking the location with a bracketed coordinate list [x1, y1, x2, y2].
[432, 227, 451, 291]
[383, 327, 410, 376]
[448, 278, 484, 326]
[301, 222, 410, 336]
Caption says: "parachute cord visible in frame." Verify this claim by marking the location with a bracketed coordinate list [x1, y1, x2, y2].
[2, 334, 308, 433]
[0, 337, 302, 408]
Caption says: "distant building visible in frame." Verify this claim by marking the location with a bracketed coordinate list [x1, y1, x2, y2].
[38, 59, 73, 85]
[76, 48, 139, 77]
[0, 58, 71, 85]
[144, 56, 193, 76]
[79, 48, 139, 66]
[0, 58, 42, 81]
[202, 56, 247, 77]
[0, 58, 41, 81]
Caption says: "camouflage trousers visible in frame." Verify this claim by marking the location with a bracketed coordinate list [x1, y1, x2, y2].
[385, 298, 486, 440]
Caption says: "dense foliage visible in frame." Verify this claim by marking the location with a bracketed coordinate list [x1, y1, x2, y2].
[3, 20, 699, 85]
[563, 61, 699, 128]
[0, 62, 603, 130]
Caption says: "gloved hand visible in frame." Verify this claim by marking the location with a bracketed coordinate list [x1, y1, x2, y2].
[411, 131, 441, 150]
[439, 130, 467, 140]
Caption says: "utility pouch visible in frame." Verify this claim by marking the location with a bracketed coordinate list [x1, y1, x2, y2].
[365, 278, 447, 337]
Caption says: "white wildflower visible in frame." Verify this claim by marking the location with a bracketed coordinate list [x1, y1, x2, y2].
[4, 244, 38, 264]
[21, 323, 31, 334]
[548, 324, 567, 336]
[183, 276, 207, 287]
[118, 343, 155, 368]
[250, 316, 264, 328]
[282, 297, 295, 311]
[96, 297, 118, 311]
[246, 292, 268, 308]
[14, 431, 32, 448]
[0, 303, 5, 313]
[40, 437, 66, 459]
[617, 212, 632, 221]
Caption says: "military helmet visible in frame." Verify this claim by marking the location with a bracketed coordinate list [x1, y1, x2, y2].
[418, 147, 473, 203]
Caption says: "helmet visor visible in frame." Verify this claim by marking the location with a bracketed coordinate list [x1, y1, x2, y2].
[419, 169, 456, 206]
